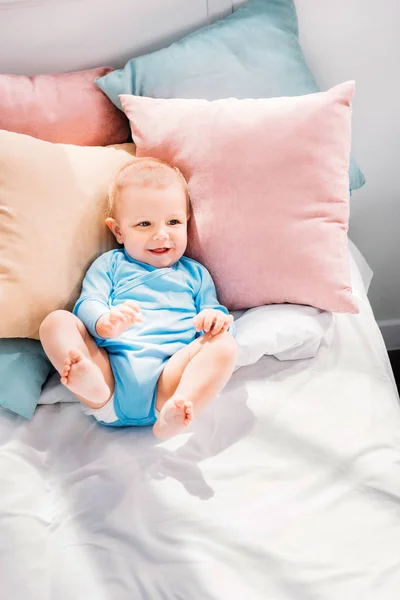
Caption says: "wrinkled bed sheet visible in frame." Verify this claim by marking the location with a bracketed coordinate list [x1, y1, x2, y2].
[1, 245, 400, 600]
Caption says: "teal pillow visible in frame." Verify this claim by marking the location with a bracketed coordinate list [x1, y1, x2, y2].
[96, 0, 365, 191]
[0, 338, 54, 419]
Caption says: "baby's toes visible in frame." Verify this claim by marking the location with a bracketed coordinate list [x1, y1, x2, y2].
[174, 398, 186, 411]
[184, 402, 193, 423]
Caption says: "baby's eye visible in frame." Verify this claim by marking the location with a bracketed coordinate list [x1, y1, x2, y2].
[137, 221, 151, 227]
[168, 219, 181, 226]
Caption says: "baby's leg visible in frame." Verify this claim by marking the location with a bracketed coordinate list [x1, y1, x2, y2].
[153, 331, 237, 439]
[39, 310, 114, 409]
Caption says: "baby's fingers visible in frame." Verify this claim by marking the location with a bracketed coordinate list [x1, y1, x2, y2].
[211, 314, 225, 335]
[124, 300, 141, 313]
[221, 314, 234, 332]
[109, 308, 126, 323]
[203, 313, 216, 333]
[193, 314, 204, 332]
[119, 305, 143, 322]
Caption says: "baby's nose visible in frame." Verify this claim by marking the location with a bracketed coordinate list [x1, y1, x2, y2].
[152, 228, 169, 240]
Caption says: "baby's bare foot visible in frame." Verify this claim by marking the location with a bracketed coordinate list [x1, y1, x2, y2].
[60, 349, 110, 406]
[153, 397, 193, 439]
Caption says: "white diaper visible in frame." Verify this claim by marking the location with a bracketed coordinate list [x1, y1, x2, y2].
[81, 395, 160, 424]
[81, 394, 118, 423]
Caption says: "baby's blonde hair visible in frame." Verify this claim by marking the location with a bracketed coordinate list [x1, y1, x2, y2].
[106, 157, 190, 219]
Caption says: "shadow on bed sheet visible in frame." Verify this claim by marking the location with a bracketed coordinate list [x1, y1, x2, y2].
[143, 383, 255, 499]
[37, 384, 255, 596]
[77, 381, 254, 501]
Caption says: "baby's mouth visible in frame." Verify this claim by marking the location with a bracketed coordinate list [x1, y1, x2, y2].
[149, 248, 171, 255]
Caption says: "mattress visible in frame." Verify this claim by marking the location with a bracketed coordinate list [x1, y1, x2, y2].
[1, 243, 400, 600]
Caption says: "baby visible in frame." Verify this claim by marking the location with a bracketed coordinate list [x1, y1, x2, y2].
[40, 157, 237, 439]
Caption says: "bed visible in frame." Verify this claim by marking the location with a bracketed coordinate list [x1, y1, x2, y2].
[1, 242, 400, 599]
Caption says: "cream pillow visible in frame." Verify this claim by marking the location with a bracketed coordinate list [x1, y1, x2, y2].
[0, 130, 135, 339]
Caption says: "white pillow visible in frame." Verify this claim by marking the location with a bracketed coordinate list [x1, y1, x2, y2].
[232, 239, 372, 371]
[348, 239, 373, 296]
[233, 304, 333, 370]
[39, 370, 77, 404]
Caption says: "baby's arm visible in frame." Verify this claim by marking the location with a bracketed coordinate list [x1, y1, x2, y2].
[73, 252, 142, 339]
[73, 252, 113, 338]
[193, 265, 233, 336]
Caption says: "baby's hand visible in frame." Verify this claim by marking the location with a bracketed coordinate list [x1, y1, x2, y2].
[96, 300, 142, 338]
[194, 309, 233, 336]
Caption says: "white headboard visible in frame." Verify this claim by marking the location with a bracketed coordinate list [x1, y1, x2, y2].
[1, 0, 399, 345]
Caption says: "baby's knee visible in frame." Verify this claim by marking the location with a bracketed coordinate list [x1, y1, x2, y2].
[39, 309, 77, 339]
[214, 331, 238, 364]
[40, 309, 65, 333]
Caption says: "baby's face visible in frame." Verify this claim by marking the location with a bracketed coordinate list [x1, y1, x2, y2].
[107, 181, 189, 268]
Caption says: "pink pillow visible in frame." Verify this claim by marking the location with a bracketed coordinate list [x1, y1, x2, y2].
[120, 82, 358, 314]
[0, 68, 130, 146]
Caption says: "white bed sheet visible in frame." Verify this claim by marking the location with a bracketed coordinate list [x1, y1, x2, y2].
[1, 245, 400, 600]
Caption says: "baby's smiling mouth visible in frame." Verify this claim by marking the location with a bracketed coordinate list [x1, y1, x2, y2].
[149, 248, 171, 255]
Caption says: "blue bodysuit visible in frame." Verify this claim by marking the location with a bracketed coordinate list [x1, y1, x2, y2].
[73, 248, 230, 427]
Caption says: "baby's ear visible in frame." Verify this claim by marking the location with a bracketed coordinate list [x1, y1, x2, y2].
[105, 218, 123, 243]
